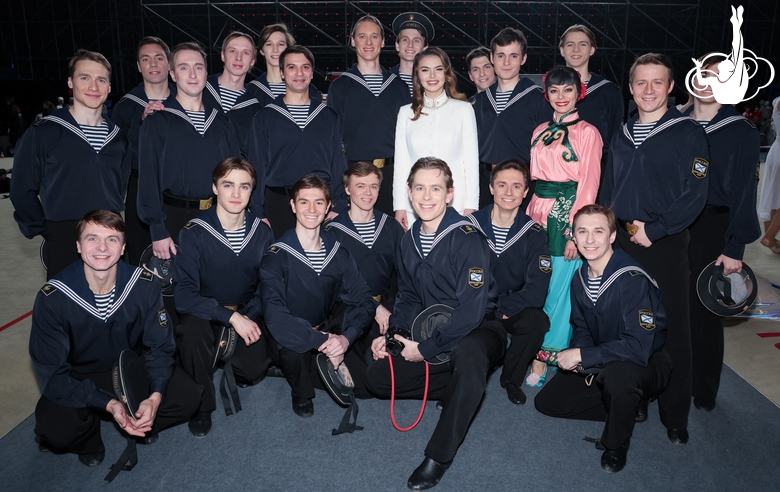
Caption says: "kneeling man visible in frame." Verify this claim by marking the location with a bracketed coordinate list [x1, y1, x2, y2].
[30, 210, 200, 467]
[366, 157, 503, 490]
[466, 159, 551, 405]
[535, 205, 671, 473]
[174, 158, 274, 437]
[260, 175, 375, 418]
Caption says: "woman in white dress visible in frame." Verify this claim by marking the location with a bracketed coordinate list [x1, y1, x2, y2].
[758, 96, 780, 253]
[393, 47, 479, 229]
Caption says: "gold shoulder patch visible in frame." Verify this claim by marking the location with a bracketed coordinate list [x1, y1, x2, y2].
[468, 267, 485, 289]
[539, 255, 552, 273]
[267, 245, 280, 254]
[41, 284, 57, 296]
[158, 308, 169, 328]
[33, 118, 47, 126]
[638, 309, 655, 331]
[460, 225, 477, 234]
[691, 157, 709, 179]
[140, 270, 153, 281]
[183, 222, 195, 230]
[532, 223, 543, 231]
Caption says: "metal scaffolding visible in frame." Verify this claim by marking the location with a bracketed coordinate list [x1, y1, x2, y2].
[0, 1, 777, 96]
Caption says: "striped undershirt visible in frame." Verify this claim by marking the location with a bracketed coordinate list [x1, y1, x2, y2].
[224, 219, 246, 254]
[492, 224, 510, 254]
[79, 121, 109, 151]
[287, 104, 309, 129]
[219, 86, 245, 111]
[354, 218, 376, 248]
[632, 122, 655, 147]
[185, 110, 206, 134]
[399, 73, 413, 96]
[268, 82, 286, 98]
[304, 245, 327, 273]
[495, 90, 512, 114]
[696, 119, 710, 128]
[364, 74, 384, 96]
[587, 275, 602, 304]
[94, 286, 116, 318]
[420, 232, 435, 258]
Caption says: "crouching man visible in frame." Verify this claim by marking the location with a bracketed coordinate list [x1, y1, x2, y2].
[366, 157, 503, 490]
[30, 210, 200, 467]
[260, 175, 375, 418]
[534, 204, 671, 473]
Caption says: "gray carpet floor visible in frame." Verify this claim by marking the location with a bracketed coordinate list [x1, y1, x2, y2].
[1, 364, 777, 492]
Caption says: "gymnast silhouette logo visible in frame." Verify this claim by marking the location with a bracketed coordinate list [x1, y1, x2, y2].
[684, 5, 774, 105]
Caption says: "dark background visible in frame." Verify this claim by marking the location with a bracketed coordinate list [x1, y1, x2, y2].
[0, 0, 777, 131]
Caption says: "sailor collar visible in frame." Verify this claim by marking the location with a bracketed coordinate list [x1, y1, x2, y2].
[119, 82, 175, 107]
[622, 107, 693, 146]
[41, 261, 146, 321]
[467, 205, 538, 255]
[40, 108, 120, 153]
[325, 209, 388, 249]
[339, 64, 400, 97]
[683, 104, 752, 135]
[247, 72, 278, 100]
[268, 229, 341, 274]
[576, 249, 658, 303]
[185, 207, 263, 255]
[161, 96, 220, 134]
[486, 77, 542, 114]
[411, 208, 472, 258]
[263, 98, 327, 129]
[584, 73, 612, 96]
[205, 75, 259, 112]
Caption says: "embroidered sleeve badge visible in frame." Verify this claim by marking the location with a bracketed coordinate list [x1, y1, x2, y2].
[638, 309, 656, 331]
[691, 158, 709, 179]
[539, 255, 552, 273]
[468, 267, 485, 288]
[158, 308, 169, 328]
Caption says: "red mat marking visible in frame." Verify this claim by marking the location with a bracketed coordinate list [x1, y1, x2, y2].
[757, 332, 780, 338]
[0, 311, 32, 333]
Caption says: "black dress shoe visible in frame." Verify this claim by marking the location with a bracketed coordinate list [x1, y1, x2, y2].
[693, 398, 716, 412]
[667, 428, 689, 445]
[266, 366, 285, 378]
[635, 399, 649, 423]
[435, 401, 444, 411]
[137, 433, 159, 445]
[505, 383, 527, 405]
[407, 457, 452, 490]
[292, 395, 314, 418]
[601, 442, 629, 473]
[188, 411, 213, 438]
[78, 450, 105, 467]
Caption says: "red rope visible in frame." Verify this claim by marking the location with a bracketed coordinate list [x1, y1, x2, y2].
[388, 355, 429, 432]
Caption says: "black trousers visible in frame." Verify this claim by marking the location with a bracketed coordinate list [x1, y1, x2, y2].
[349, 159, 394, 216]
[34, 367, 201, 455]
[125, 171, 151, 266]
[175, 314, 271, 413]
[364, 325, 505, 463]
[478, 165, 494, 209]
[264, 325, 371, 400]
[688, 210, 729, 405]
[160, 202, 203, 326]
[534, 350, 672, 450]
[499, 307, 550, 386]
[263, 187, 296, 240]
[616, 228, 691, 430]
[42, 220, 80, 280]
